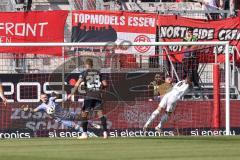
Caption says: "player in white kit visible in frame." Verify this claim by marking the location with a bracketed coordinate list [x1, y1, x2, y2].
[143, 77, 192, 132]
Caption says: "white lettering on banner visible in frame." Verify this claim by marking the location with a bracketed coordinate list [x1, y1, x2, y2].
[0, 22, 48, 37]
[43, 82, 67, 102]
[0, 131, 31, 139]
[167, 44, 234, 55]
[190, 129, 236, 136]
[160, 26, 214, 40]
[1, 83, 14, 102]
[218, 29, 240, 41]
[73, 13, 155, 27]
[160, 26, 187, 38]
[15, 23, 25, 36]
[109, 129, 174, 137]
[74, 13, 125, 26]
[26, 121, 59, 131]
[5, 23, 14, 35]
[38, 23, 48, 37]
[172, 109, 192, 122]
[2, 82, 70, 103]
[213, 45, 233, 54]
[11, 108, 81, 120]
[128, 17, 155, 27]
[0, 36, 12, 43]
[11, 108, 49, 120]
[121, 108, 151, 126]
[49, 130, 83, 138]
[168, 46, 182, 52]
[17, 82, 41, 102]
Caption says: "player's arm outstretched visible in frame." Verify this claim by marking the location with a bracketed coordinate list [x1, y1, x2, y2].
[21, 104, 43, 113]
[21, 93, 54, 114]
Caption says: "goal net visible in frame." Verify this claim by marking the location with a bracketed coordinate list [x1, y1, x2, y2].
[0, 41, 236, 138]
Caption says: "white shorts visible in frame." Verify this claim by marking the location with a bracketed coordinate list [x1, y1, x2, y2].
[159, 93, 178, 113]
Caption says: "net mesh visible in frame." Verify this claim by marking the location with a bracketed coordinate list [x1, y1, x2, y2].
[0, 44, 238, 137]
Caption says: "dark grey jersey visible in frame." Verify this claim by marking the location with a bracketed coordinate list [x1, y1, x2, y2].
[79, 69, 104, 100]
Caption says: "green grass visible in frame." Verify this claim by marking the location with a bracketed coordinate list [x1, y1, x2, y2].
[1, 136, 240, 160]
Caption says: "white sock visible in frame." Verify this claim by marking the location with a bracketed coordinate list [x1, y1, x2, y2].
[156, 113, 168, 129]
[145, 110, 160, 126]
[74, 124, 79, 130]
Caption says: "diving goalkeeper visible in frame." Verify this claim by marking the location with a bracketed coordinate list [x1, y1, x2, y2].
[143, 77, 192, 132]
[22, 92, 97, 137]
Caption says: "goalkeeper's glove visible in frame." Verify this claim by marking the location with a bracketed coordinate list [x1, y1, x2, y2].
[51, 92, 58, 98]
[21, 105, 33, 112]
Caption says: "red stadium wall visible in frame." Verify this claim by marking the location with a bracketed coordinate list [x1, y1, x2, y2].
[1, 100, 240, 137]
[104, 101, 240, 129]
[0, 73, 240, 137]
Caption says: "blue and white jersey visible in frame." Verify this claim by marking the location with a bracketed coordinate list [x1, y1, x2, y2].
[35, 97, 67, 119]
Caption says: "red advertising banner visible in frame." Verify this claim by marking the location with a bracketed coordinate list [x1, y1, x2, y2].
[1, 101, 240, 138]
[158, 15, 240, 62]
[72, 10, 157, 54]
[0, 11, 68, 56]
[0, 73, 240, 138]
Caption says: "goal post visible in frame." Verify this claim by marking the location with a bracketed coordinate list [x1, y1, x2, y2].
[0, 41, 231, 136]
[225, 42, 230, 136]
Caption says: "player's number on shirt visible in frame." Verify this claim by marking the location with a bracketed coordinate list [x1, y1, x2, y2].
[86, 75, 101, 90]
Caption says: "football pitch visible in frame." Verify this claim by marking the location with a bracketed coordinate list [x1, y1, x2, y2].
[1, 136, 240, 160]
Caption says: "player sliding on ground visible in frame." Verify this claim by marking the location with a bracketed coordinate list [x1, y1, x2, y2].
[22, 92, 97, 137]
[143, 76, 193, 132]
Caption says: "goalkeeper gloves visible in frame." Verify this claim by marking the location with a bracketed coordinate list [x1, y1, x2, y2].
[21, 105, 33, 112]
